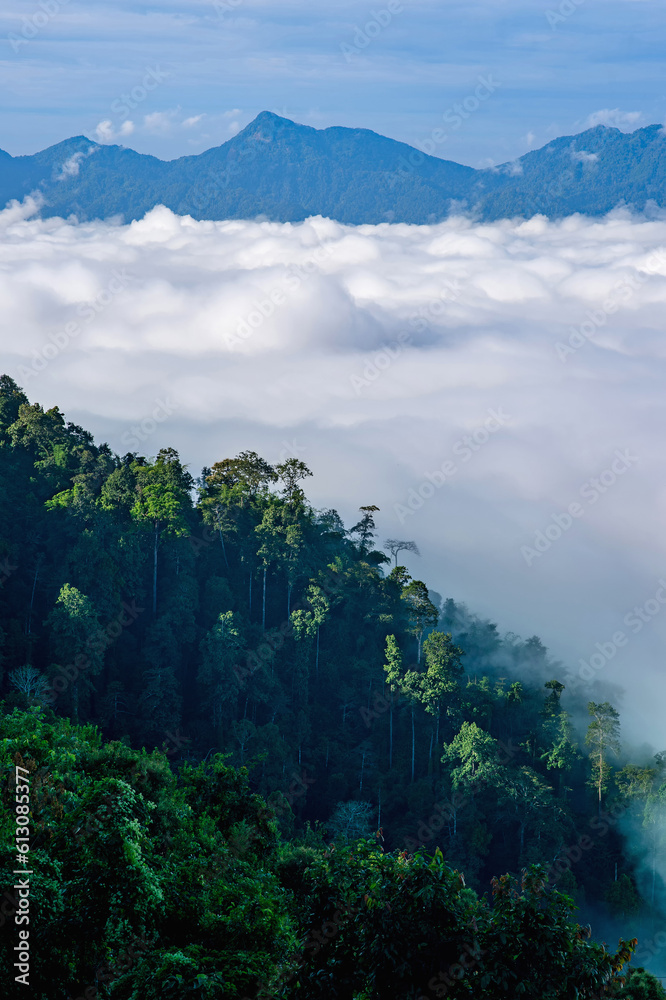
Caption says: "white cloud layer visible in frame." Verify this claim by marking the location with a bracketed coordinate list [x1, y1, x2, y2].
[2, 201, 666, 747]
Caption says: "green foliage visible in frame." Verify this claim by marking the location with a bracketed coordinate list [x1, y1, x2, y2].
[0, 709, 294, 1000]
[0, 380, 664, 997]
[482, 866, 636, 999]
[442, 721, 505, 792]
[616, 967, 666, 1000]
[586, 701, 621, 811]
[401, 579, 439, 661]
[281, 846, 635, 1000]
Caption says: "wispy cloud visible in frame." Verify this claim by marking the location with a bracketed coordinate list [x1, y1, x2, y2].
[55, 149, 96, 180]
[584, 109, 643, 130]
[570, 149, 598, 165]
[143, 109, 180, 134]
[95, 119, 135, 143]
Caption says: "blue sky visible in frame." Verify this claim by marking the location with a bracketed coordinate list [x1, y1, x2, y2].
[1, 0, 665, 165]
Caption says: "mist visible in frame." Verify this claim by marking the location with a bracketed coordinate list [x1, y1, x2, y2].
[3, 197, 666, 751]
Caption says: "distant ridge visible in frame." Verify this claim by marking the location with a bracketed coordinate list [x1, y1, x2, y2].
[1, 113, 665, 224]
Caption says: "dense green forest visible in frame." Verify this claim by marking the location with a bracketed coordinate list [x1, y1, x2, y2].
[1, 374, 665, 998]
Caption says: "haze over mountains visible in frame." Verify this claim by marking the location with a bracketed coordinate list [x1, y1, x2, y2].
[1, 112, 665, 225]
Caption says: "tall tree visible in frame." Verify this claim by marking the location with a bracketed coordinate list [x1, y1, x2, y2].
[0, 375, 29, 434]
[45, 583, 103, 721]
[402, 579, 439, 663]
[418, 630, 465, 767]
[499, 766, 558, 857]
[383, 634, 403, 769]
[256, 500, 311, 620]
[131, 448, 193, 616]
[350, 505, 380, 557]
[291, 583, 330, 679]
[202, 451, 278, 610]
[643, 764, 666, 906]
[139, 614, 183, 742]
[275, 458, 312, 506]
[197, 611, 242, 745]
[206, 450, 277, 494]
[441, 721, 505, 837]
[400, 667, 423, 784]
[543, 678, 565, 717]
[585, 701, 621, 816]
[540, 709, 580, 797]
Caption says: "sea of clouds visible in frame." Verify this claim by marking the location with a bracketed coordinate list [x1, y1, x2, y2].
[3, 197, 666, 750]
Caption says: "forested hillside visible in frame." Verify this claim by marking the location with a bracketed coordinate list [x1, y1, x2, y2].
[1, 373, 666, 997]
[3, 114, 666, 225]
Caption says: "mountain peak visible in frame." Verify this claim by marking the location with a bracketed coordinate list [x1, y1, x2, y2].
[240, 111, 300, 134]
[253, 111, 294, 125]
[233, 112, 322, 146]
[36, 135, 99, 158]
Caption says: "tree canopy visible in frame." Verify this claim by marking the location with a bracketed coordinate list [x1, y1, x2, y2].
[0, 376, 664, 996]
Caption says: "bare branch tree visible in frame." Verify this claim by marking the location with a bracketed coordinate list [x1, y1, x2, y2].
[326, 800, 374, 841]
[384, 538, 420, 568]
[10, 664, 49, 700]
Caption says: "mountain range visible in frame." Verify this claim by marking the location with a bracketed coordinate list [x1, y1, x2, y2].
[1, 111, 665, 224]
